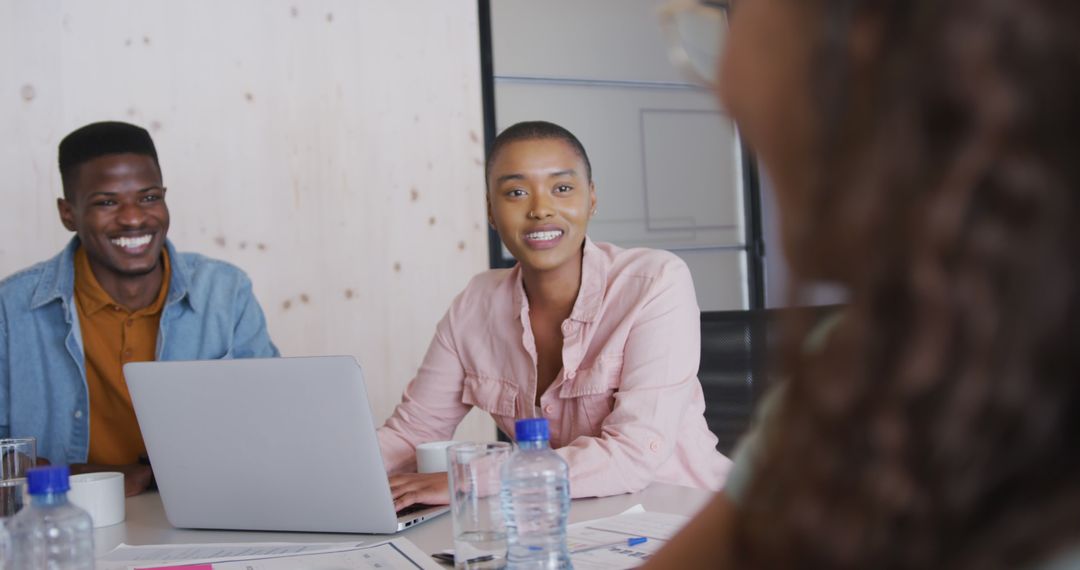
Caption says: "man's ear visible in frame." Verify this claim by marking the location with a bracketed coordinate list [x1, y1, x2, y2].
[57, 197, 77, 232]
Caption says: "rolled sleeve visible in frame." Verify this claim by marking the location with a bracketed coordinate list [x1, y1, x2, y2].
[231, 275, 279, 358]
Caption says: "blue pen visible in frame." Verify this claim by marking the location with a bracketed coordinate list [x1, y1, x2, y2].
[571, 537, 648, 554]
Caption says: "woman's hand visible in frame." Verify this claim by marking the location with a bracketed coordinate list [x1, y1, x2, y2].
[388, 472, 450, 511]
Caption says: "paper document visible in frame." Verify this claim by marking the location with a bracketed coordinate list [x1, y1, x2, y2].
[99, 542, 362, 565]
[567, 505, 691, 570]
[96, 538, 442, 570]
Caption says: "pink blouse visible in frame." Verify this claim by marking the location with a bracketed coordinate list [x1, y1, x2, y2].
[377, 238, 732, 497]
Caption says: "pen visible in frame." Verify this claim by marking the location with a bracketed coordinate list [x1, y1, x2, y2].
[431, 551, 494, 565]
[571, 537, 648, 554]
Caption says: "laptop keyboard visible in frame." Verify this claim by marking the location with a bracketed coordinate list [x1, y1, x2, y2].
[396, 503, 430, 518]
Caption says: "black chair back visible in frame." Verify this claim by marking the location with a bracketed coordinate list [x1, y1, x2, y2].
[699, 305, 842, 455]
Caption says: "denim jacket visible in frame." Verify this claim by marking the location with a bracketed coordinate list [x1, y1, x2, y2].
[0, 237, 279, 464]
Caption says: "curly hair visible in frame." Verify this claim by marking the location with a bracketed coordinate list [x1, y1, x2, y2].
[735, 0, 1080, 568]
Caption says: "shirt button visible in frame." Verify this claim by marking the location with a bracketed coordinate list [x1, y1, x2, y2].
[566, 371, 576, 380]
[123, 349, 133, 358]
[113, 305, 122, 312]
[126, 319, 134, 327]
[561, 322, 573, 334]
[649, 440, 661, 452]
[544, 404, 554, 414]
[74, 410, 83, 419]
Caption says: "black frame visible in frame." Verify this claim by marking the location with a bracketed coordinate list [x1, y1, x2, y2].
[742, 149, 766, 309]
[478, 0, 515, 270]
[476, 0, 768, 301]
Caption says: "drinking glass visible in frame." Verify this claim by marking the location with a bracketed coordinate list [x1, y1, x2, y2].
[0, 438, 36, 519]
[447, 442, 512, 569]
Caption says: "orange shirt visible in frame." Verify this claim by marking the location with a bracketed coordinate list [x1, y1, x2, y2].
[73, 247, 171, 465]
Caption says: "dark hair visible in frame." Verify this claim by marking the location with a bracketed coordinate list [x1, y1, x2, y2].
[736, 1, 1080, 569]
[58, 121, 160, 200]
[485, 121, 592, 184]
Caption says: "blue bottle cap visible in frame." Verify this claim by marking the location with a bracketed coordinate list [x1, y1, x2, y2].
[26, 465, 71, 495]
[514, 418, 550, 442]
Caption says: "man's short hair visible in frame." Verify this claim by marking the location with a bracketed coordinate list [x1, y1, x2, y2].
[486, 120, 593, 184]
[58, 121, 160, 200]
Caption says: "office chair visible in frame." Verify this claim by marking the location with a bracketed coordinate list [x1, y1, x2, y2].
[699, 305, 842, 455]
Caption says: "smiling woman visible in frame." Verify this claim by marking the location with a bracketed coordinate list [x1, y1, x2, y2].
[377, 121, 732, 510]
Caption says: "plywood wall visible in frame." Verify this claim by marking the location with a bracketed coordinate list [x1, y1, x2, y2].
[0, 0, 496, 442]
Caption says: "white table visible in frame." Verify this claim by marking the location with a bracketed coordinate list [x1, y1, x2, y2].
[94, 483, 713, 558]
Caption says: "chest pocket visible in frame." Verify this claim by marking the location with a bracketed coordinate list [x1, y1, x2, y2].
[558, 356, 622, 434]
[462, 373, 517, 418]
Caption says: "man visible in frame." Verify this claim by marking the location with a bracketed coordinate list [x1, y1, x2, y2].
[0, 121, 278, 495]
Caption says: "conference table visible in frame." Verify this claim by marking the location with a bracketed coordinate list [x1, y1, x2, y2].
[93, 483, 713, 563]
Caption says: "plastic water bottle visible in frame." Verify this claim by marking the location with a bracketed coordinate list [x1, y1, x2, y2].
[9, 466, 94, 570]
[500, 418, 572, 569]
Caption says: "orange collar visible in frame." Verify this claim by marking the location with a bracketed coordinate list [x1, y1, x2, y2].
[73, 246, 171, 316]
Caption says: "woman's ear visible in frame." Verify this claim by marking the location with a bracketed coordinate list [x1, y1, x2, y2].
[589, 182, 597, 217]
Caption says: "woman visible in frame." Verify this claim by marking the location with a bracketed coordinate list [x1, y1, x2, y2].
[379, 121, 732, 510]
[645, 0, 1080, 568]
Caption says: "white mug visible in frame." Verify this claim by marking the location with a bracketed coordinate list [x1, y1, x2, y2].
[415, 440, 462, 473]
[67, 472, 125, 527]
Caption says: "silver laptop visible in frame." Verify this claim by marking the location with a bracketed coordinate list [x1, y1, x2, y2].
[124, 356, 448, 533]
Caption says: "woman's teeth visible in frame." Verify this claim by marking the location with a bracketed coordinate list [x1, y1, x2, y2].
[525, 230, 563, 241]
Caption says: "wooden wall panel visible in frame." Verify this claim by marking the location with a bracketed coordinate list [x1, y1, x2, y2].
[0, 0, 495, 442]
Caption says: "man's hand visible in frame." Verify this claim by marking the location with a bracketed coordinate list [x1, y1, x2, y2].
[388, 472, 450, 511]
[69, 463, 154, 497]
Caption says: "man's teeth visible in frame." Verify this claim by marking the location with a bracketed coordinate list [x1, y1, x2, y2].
[111, 235, 152, 249]
[525, 230, 563, 242]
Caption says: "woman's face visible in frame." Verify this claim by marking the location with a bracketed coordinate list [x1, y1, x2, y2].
[718, 0, 823, 267]
[487, 138, 596, 275]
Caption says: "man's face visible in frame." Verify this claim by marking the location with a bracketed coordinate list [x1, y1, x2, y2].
[58, 153, 170, 281]
[486, 138, 596, 274]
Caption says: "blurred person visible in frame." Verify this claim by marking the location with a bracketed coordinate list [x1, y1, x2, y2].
[379, 121, 732, 510]
[644, 0, 1080, 568]
[0, 121, 278, 495]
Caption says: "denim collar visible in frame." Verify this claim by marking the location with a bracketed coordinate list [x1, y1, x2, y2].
[30, 237, 193, 312]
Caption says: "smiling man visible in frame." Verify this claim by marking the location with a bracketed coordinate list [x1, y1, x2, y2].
[0, 121, 278, 495]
